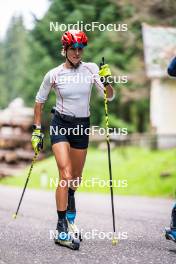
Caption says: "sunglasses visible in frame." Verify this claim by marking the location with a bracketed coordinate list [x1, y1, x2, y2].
[71, 42, 85, 49]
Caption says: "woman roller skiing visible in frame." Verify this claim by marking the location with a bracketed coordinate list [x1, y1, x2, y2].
[31, 30, 115, 250]
[165, 56, 176, 243]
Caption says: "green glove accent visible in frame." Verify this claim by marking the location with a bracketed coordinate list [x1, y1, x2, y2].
[99, 64, 112, 86]
[31, 129, 44, 154]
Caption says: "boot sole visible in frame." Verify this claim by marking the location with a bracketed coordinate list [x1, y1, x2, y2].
[54, 238, 80, 250]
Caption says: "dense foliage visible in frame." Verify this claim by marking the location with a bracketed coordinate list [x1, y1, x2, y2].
[0, 0, 176, 134]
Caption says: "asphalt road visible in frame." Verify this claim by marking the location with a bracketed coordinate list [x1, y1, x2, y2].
[0, 185, 176, 264]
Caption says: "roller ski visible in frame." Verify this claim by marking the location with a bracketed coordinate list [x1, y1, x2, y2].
[54, 218, 80, 250]
[165, 203, 176, 243]
[67, 188, 82, 241]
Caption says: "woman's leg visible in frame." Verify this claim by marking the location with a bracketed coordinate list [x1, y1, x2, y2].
[66, 147, 87, 236]
[69, 147, 88, 190]
[52, 142, 72, 211]
[52, 142, 80, 249]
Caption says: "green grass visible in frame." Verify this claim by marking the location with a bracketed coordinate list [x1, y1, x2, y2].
[1, 147, 176, 197]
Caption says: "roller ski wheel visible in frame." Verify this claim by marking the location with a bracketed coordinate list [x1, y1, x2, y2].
[54, 218, 80, 250]
[165, 227, 176, 243]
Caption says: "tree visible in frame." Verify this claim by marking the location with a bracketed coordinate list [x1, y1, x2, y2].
[19, 0, 176, 132]
[0, 42, 7, 108]
[4, 15, 30, 103]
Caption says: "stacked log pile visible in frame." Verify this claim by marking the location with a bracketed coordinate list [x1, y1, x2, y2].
[0, 98, 44, 178]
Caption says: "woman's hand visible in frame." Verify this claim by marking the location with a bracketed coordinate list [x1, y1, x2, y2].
[99, 63, 115, 100]
[99, 64, 111, 86]
[31, 128, 44, 154]
[31, 102, 44, 154]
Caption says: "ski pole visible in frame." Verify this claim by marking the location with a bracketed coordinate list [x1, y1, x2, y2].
[100, 57, 117, 245]
[12, 152, 39, 219]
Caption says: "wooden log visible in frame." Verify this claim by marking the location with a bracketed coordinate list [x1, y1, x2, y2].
[0, 139, 17, 148]
[0, 149, 44, 162]
[5, 152, 18, 163]
[0, 133, 31, 149]
[0, 118, 33, 130]
[0, 162, 26, 177]
[16, 149, 45, 160]
[0, 133, 30, 141]
[16, 149, 36, 160]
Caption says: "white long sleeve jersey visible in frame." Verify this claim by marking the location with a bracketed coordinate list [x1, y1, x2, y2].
[35, 61, 115, 117]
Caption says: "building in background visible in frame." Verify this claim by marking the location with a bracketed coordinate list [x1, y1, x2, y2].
[142, 23, 176, 148]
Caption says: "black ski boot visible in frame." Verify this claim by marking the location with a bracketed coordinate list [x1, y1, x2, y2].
[165, 203, 176, 243]
[54, 218, 80, 250]
[165, 228, 176, 242]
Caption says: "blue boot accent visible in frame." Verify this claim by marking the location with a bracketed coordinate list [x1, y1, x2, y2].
[66, 211, 76, 224]
[165, 228, 176, 243]
[58, 231, 71, 241]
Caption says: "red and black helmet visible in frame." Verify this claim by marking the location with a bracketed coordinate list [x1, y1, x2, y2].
[61, 30, 88, 49]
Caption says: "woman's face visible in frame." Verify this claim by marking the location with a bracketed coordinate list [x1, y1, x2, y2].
[66, 46, 84, 65]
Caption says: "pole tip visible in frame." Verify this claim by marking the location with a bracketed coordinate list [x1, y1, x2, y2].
[112, 238, 118, 246]
[12, 214, 17, 219]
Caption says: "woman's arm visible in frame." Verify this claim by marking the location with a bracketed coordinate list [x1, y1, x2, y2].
[33, 102, 44, 127]
[33, 70, 54, 126]
[31, 70, 53, 153]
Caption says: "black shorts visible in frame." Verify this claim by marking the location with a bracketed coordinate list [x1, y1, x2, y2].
[50, 112, 90, 149]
